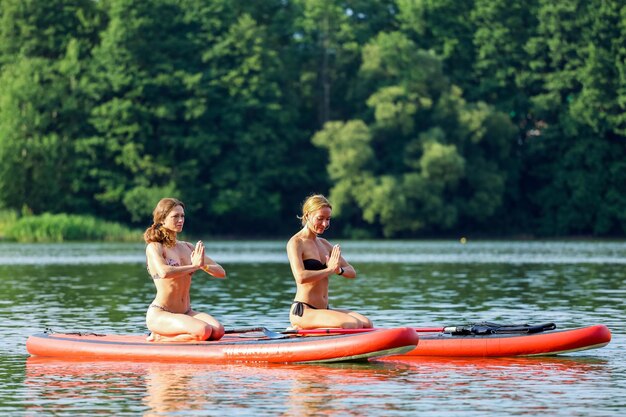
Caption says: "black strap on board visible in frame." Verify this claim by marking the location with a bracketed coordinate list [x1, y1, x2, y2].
[444, 322, 556, 336]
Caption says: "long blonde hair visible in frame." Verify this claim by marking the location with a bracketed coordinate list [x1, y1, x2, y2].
[143, 198, 185, 247]
[298, 194, 332, 226]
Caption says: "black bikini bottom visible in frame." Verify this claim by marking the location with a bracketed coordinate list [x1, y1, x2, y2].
[291, 301, 329, 317]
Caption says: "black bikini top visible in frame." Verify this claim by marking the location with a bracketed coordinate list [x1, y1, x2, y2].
[303, 259, 326, 270]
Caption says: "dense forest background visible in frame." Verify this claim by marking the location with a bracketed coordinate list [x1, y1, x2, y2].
[0, 0, 624, 238]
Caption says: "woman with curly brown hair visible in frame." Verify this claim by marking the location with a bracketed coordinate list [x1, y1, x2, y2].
[144, 197, 226, 342]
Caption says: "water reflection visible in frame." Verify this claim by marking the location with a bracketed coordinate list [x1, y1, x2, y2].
[377, 356, 616, 415]
[24, 358, 408, 416]
[23, 355, 617, 416]
[143, 362, 215, 416]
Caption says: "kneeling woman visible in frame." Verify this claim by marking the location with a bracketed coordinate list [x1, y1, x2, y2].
[287, 194, 373, 329]
[144, 198, 226, 342]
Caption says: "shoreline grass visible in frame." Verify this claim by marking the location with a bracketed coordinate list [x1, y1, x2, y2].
[0, 211, 141, 243]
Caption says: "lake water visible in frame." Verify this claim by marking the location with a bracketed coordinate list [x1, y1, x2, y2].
[1, 240, 625, 416]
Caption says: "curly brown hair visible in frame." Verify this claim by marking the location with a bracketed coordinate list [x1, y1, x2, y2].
[143, 198, 185, 247]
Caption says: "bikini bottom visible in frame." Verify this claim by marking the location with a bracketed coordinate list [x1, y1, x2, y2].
[291, 301, 329, 317]
[149, 303, 192, 315]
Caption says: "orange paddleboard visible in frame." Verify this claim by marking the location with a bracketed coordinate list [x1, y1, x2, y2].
[384, 324, 611, 358]
[26, 327, 418, 364]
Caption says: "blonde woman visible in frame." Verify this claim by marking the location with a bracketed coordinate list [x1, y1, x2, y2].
[286, 194, 372, 329]
[144, 198, 226, 342]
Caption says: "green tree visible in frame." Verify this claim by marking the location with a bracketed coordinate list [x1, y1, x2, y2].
[83, 0, 312, 234]
[82, 0, 207, 223]
[396, 0, 477, 97]
[0, 0, 102, 66]
[470, 0, 537, 112]
[519, 0, 626, 235]
[1, 0, 624, 237]
[314, 32, 516, 237]
[294, 0, 354, 125]
[0, 0, 102, 214]
[194, 8, 305, 233]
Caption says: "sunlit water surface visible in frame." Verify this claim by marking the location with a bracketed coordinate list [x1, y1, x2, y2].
[1, 240, 625, 416]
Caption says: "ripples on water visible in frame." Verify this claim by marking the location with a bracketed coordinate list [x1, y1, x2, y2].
[1, 240, 625, 416]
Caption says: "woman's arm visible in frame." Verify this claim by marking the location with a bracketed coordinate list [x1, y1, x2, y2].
[200, 255, 226, 278]
[183, 241, 226, 278]
[336, 257, 356, 279]
[146, 242, 200, 279]
[322, 240, 356, 279]
[287, 237, 333, 284]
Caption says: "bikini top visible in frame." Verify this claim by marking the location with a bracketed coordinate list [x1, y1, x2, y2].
[303, 259, 326, 270]
[147, 258, 180, 279]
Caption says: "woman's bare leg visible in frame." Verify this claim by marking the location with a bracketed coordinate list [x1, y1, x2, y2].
[333, 308, 373, 328]
[146, 309, 212, 342]
[290, 308, 369, 330]
[189, 310, 224, 340]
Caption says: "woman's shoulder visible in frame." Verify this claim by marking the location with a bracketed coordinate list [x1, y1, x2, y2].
[317, 237, 333, 248]
[287, 234, 302, 249]
[145, 242, 166, 261]
[287, 230, 306, 244]
[176, 240, 195, 251]
[146, 241, 163, 252]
